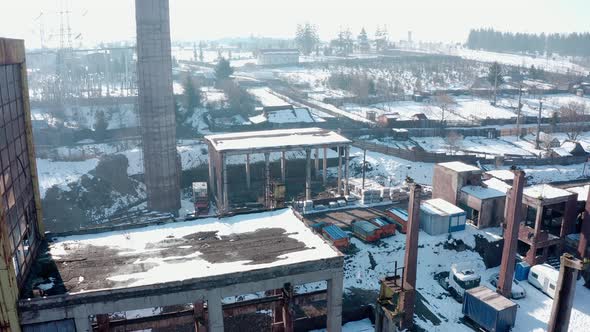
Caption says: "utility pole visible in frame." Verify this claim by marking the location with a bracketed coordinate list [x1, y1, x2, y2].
[361, 149, 367, 189]
[516, 85, 523, 140]
[493, 70, 498, 106]
[535, 101, 543, 149]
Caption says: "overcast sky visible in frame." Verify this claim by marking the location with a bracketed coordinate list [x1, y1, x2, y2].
[2, 0, 589, 49]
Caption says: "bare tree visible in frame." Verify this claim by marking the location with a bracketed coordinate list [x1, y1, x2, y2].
[431, 93, 456, 124]
[445, 130, 463, 155]
[560, 101, 587, 141]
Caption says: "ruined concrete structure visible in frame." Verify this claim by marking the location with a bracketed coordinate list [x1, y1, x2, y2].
[0, 38, 44, 332]
[135, 0, 180, 214]
[205, 128, 351, 214]
[432, 161, 483, 205]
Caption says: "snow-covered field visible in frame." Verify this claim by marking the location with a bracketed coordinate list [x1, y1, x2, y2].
[32, 103, 138, 130]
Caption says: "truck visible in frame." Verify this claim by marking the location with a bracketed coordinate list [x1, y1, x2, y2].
[447, 261, 482, 301]
[192, 182, 209, 215]
[462, 286, 517, 332]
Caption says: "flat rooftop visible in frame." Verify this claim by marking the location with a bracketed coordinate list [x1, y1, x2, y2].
[523, 184, 573, 201]
[204, 128, 351, 154]
[485, 169, 516, 181]
[34, 209, 340, 295]
[438, 161, 481, 173]
[421, 198, 465, 216]
[461, 185, 506, 200]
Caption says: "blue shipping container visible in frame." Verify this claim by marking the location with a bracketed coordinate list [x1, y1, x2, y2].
[514, 262, 531, 281]
[462, 286, 517, 332]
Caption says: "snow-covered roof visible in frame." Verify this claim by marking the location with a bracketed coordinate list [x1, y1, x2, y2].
[483, 178, 512, 194]
[438, 161, 481, 173]
[461, 185, 506, 200]
[46, 209, 340, 294]
[421, 198, 465, 216]
[205, 128, 351, 153]
[485, 169, 515, 182]
[551, 147, 572, 157]
[467, 286, 516, 311]
[566, 185, 589, 202]
[523, 184, 573, 200]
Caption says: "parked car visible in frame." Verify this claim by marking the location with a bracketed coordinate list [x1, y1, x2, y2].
[528, 264, 559, 298]
[488, 273, 526, 299]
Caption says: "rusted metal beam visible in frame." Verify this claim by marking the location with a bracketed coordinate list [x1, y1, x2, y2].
[498, 170, 525, 298]
[548, 254, 588, 332]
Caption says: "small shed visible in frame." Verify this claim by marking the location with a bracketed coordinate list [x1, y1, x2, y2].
[420, 198, 466, 235]
[322, 225, 350, 249]
[352, 220, 382, 242]
[385, 207, 409, 233]
[369, 217, 396, 237]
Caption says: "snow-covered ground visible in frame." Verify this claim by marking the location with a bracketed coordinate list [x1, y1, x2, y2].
[342, 224, 590, 331]
[36, 158, 99, 198]
[310, 318, 373, 332]
[247, 87, 292, 108]
[32, 103, 138, 130]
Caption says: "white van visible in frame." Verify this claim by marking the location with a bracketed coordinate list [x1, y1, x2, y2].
[528, 264, 559, 298]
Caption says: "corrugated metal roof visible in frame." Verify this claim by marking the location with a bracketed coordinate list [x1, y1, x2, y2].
[354, 220, 379, 232]
[372, 218, 387, 227]
[388, 208, 408, 220]
[323, 225, 348, 240]
[467, 286, 517, 311]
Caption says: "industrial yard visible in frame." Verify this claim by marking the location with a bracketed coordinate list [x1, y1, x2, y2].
[2, 0, 590, 331]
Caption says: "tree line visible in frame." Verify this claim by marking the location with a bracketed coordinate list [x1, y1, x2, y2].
[466, 28, 590, 57]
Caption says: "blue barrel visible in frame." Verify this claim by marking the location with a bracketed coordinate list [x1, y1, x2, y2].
[514, 262, 531, 281]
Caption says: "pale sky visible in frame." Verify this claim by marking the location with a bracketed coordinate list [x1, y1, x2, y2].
[2, 0, 589, 49]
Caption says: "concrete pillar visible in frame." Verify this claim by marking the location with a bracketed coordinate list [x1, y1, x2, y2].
[216, 151, 223, 213]
[305, 149, 312, 201]
[579, 187, 590, 258]
[96, 314, 110, 332]
[498, 171, 525, 298]
[74, 316, 90, 332]
[207, 289, 224, 332]
[561, 194, 578, 239]
[245, 154, 251, 190]
[344, 146, 350, 196]
[222, 153, 228, 213]
[135, 0, 180, 213]
[323, 146, 328, 186]
[281, 151, 286, 182]
[315, 148, 320, 179]
[337, 146, 342, 196]
[327, 273, 343, 332]
[534, 204, 544, 239]
[265, 152, 271, 207]
[208, 147, 215, 196]
[401, 183, 422, 330]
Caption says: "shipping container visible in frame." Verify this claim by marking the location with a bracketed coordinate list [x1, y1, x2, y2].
[322, 224, 350, 249]
[384, 208, 409, 233]
[420, 198, 466, 236]
[352, 220, 382, 242]
[462, 286, 517, 332]
[368, 217, 396, 237]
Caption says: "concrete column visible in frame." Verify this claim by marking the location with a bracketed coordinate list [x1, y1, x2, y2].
[344, 146, 350, 196]
[561, 194, 578, 239]
[534, 204, 544, 239]
[207, 289, 224, 332]
[96, 314, 110, 332]
[579, 187, 590, 258]
[222, 153, 228, 213]
[281, 151, 286, 182]
[498, 171, 525, 298]
[337, 146, 342, 196]
[402, 183, 422, 330]
[305, 149, 312, 201]
[265, 152, 271, 207]
[216, 151, 223, 212]
[323, 147, 328, 186]
[74, 316, 90, 332]
[245, 154, 251, 190]
[315, 148, 320, 179]
[208, 147, 215, 197]
[327, 273, 343, 332]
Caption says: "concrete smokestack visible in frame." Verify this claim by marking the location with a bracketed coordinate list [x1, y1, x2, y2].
[135, 0, 180, 214]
